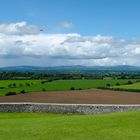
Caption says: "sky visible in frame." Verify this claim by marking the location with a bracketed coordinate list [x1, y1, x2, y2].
[0, 0, 140, 67]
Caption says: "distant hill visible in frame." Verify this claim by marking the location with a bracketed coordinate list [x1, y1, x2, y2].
[0, 65, 140, 73]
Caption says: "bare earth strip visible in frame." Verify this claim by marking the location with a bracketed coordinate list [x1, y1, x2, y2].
[0, 89, 140, 104]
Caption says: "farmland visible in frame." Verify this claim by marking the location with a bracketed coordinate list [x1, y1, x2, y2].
[0, 111, 140, 140]
[0, 79, 139, 96]
[112, 82, 140, 91]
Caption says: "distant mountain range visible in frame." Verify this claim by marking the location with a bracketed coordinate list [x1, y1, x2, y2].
[0, 65, 140, 73]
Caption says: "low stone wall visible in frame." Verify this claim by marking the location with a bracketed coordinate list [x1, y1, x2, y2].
[0, 103, 140, 114]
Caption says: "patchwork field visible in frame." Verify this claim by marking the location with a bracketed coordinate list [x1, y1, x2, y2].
[0, 79, 138, 96]
[0, 111, 140, 140]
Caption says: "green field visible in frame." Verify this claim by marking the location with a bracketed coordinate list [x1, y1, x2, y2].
[112, 82, 140, 92]
[0, 79, 138, 96]
[0, 111, 139, 140]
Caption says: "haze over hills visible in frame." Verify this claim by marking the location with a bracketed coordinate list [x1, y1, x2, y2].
[0, 65, 140, 73]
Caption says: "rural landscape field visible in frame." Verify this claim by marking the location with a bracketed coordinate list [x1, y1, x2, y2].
[0, 79, 139, 96]
[113, 82, 140, 91]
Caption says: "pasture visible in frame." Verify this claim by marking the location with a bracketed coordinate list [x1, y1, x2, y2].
[0, 79, 138, 96]
[0, 111, 139, 140]
[112, 82, 140, 91]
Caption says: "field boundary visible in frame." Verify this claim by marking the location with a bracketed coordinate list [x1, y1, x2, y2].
[0, 103, 140, 114]
[97, 87, 140, 93]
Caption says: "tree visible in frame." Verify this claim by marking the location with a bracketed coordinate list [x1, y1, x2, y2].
[13, 82, 16, 87]
[70, 87, 75, 90]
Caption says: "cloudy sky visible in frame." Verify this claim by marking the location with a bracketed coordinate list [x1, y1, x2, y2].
[0, 0, 140, 67]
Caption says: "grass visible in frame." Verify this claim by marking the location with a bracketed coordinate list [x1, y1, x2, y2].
[113, 82, 140, 90]
[0, 80, 41, 87]
[0, 111, 139, 140]
[111, 82, 140, 92]
[0, 79, 138, 96]
[0, 79, 139, 95]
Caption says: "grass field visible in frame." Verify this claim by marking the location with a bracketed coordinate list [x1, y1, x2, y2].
[0, 79, 138, 96]
[0, 111, 139, 140]
[113, 82, 140, 90]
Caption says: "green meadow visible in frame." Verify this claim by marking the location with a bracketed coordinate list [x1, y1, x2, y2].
[111, 81, 140, 92]
[0, 111, 139, 140]
[0, 79, 138, 96]
[113, 82, 140, 89]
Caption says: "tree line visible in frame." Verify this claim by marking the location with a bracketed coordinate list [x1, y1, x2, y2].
[0, 71, 140, 80]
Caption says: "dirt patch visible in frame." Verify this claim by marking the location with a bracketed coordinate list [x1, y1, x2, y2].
[0, 89, 140, 104]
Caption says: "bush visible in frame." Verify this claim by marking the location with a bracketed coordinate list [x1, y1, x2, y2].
[78, 88, 82, 90]
[20, 90, 26, 94]
[25, 83, 30, 86]
[48, 79, 53, 82]
[70, 87, 75, 90]
[41, 81, 45, 84]
[116, 82, 120, 86]
[13, 83, 16, 87]
[127, 81, 133, 84]
[106, 83, 111, 87]
[5, 92, 16, 96]
[42, 88, 46, 91]
[8, 84, 12, 88]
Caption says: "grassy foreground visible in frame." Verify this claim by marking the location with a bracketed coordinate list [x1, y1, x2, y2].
[0, 111, 140, 140]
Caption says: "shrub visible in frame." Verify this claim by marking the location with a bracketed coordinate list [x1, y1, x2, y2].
[5, 92, 16, 96]
[25, 83, 30, 86]
[127, 81, 133, 84]
[8, 84, 12, 88]
[41, 81, 45, 84]
[13, 82, 16, 87]
[70, 87, 75, 90]
[106, 83, 111, 87]
[116, 82, 120, 86]
[20, 90, 26, 94]
[78, 88, 82, 90]
[48, 79, 53, 82]
[42, 88, 46, 91]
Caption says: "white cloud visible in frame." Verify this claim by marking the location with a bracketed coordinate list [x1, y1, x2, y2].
[0, 22, 140, 66]
[0, 22, 40, 35]
[60, 21, 74, 29]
